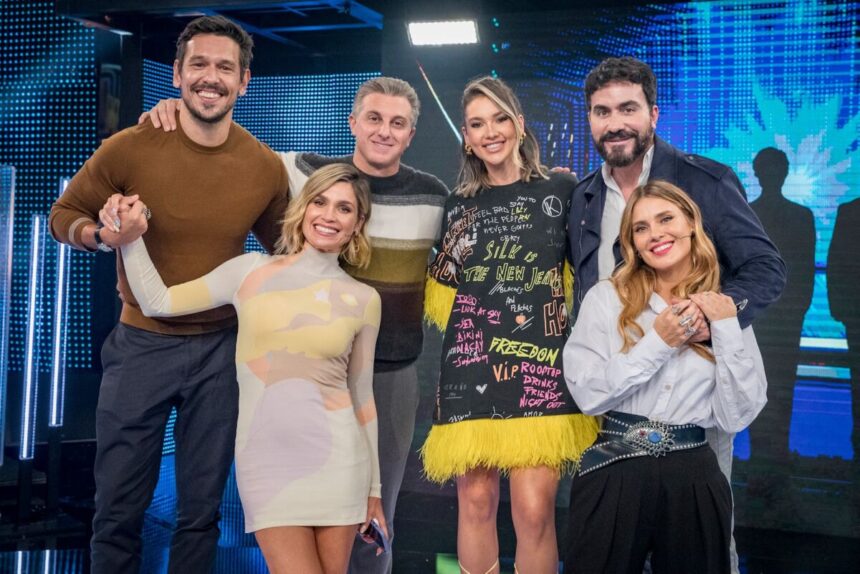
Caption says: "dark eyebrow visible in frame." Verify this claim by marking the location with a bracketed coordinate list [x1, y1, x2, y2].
[187, 54, 237, 66]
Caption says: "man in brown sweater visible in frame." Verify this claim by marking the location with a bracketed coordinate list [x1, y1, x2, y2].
[49, 16, 288, 574]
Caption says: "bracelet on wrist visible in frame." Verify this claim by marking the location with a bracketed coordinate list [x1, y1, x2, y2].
[94, 224, 114, 253]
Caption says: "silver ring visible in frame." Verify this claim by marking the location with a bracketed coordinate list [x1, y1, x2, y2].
[671, 304, 681, 315]
[143, 207, 152, 220]
[684, 325, 696, 337]
[679, 315, 693, 326]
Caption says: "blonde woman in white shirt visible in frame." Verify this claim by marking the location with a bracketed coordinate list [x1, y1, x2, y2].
[562, 179, 767, 574]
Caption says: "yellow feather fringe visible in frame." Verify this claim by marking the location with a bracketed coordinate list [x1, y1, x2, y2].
[563, 260, 574, 313]
[424, 274, 457, 332]
[420, 414, 599, 483]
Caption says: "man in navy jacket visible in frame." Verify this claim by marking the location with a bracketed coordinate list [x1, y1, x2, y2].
[566, 57, 785, 573]
[570, 135, 785, 324]
[569, 59, 784, 326]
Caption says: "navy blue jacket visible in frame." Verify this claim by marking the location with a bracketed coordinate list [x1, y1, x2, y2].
[568, 136, 786, 328]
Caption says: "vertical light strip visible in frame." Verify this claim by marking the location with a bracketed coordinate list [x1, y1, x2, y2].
[42, 549, 52, 574]
[0, 166, 15, 467]
[21, 214, 44, 460]
[49, 242, 69, 427]
[50, 179, 70, 428]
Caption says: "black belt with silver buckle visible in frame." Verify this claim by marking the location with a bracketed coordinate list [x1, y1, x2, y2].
[576, 411, 708, 476]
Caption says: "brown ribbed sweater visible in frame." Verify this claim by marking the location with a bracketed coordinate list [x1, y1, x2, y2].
[49, 118, 289, 335]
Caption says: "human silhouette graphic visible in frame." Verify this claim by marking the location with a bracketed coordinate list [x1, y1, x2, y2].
[828, 197, 860, 468]
[749, 147, 815, 468]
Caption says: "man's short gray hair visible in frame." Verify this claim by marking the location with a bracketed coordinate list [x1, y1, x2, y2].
[352, 77, 420, 127]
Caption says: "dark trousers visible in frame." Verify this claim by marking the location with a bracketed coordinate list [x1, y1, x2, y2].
[565, 446, 732, 574]
[348, 364, 420, 574]
[91, 323, 239, 574]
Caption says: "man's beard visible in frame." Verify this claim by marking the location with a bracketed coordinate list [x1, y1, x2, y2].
[595, 126, 653, 168]
[183, 82, 233, 125]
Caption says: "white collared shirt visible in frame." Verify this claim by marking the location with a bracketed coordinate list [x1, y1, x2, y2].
[562, 281, 767, 433]
[597, 146, 655, 280]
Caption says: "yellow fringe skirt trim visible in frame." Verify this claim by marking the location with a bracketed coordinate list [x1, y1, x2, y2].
[424, 274, 457, 332]
[420, 414, 599, 483]
[563, 260, 574, 313]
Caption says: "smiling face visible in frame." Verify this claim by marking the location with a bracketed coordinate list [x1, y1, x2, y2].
[630, 196, 695, 280]
[301, 181, 363, 253]
[462, 95, 524, 183]
[349, 93, 415, 177]
[588, 81, 658, 168]
[173, 33, 249, 126]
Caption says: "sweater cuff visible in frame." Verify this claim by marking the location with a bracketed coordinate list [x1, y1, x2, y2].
[70, 217, 97, 252]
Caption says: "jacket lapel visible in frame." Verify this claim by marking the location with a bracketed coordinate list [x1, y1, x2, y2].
[577, 175, 604, 267]
[648, 136, 681, 184]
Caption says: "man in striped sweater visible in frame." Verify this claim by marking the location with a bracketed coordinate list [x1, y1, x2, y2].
[280, 78, 447, 574]
[145, 77, 448, 573]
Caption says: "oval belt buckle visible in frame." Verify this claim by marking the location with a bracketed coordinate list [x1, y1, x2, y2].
[623, 420, 676, 457]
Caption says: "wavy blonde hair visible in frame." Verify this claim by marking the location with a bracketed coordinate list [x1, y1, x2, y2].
[612, 180, 720, 361]
[275, 163, 373, 269]
[456, 76, 548, 198]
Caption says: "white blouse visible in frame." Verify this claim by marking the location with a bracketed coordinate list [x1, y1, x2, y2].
[563, 281, 767, 433]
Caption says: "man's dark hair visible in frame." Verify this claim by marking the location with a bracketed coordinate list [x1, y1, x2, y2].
[584, 57, 657, 109]
[175, 16, 254, 74]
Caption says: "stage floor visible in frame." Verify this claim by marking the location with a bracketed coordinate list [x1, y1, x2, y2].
[1, 488, 858, 573]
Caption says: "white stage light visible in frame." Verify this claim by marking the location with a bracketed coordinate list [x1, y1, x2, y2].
[407, 20, 479, 46]
[50, 179, 71, 428]
[21, 214, 44, 461]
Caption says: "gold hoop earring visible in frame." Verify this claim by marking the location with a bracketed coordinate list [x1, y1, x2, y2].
[464, 143, 473, 155]
[519, 133, 525, 145]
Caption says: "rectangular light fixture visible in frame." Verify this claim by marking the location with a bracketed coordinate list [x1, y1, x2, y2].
[407, 20, 479, 46]
[50, 179, 71, 428]
[21, 214, 44, 461]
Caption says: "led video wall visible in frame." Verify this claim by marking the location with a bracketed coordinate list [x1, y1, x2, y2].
[394, 0, 859, 538]
[0, 0, 97, 374]
[1, 0, 857, 554]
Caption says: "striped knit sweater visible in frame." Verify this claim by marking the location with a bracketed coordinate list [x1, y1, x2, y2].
[281, 152, 449, 371]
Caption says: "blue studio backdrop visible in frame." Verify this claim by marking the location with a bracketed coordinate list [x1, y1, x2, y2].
[0, 0, 858, 570]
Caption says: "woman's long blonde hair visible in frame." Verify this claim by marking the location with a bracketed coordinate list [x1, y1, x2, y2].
[612, 180, 720, 361]
[455, 76, 548, 197]
[275, 163, 373, 269]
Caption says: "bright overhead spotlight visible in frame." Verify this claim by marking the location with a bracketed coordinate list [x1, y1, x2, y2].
[407, 20, 479, 46]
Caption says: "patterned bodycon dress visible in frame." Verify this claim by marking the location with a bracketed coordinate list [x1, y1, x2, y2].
[121, 240, 381, 532]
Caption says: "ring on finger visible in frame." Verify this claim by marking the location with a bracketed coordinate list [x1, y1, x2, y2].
[679, 315, 693, 326]
[684, 325, 696, 337]
[143, 207, 152, 221]
[671, 304, 681, 315]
